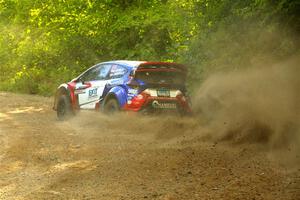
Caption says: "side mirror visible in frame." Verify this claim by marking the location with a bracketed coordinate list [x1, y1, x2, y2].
[77, 77, 85, 84]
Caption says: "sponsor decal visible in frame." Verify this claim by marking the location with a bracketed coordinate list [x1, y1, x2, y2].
[152, 100, 176, 109]
[110, 79, 123, 85]
[88, 88, 98, 98]
[74, 89, 85, 95]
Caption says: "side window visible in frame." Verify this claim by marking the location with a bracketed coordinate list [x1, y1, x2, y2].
[96, 65, 111, 80]
[80, 67, 98, 82]
[109, 65, 127, 79]
[81, 65, 111, 81]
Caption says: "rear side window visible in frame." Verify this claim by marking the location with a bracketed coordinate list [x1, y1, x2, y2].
[109, 65, 127, 79]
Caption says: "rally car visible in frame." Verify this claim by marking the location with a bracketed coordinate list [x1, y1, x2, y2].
[53, 60, 191, 120]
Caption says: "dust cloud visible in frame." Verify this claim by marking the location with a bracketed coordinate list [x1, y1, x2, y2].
[192, 55, 300, 165]
[64, 111, 197, 141]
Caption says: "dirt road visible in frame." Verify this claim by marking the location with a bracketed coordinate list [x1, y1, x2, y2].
[0, 92, 299, 199]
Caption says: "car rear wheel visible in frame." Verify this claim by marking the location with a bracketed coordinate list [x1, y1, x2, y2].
[104, 98, 120, 114]
[57, 95, 72, 120]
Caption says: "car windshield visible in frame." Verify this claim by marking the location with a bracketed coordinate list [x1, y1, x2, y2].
[135, 71, 185, 85]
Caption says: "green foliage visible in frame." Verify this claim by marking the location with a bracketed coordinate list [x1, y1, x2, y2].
[0, 0, 299, 95]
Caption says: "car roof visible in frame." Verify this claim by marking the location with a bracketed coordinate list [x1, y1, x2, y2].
[100, 60, 186, 71]
[73, 60, 186, 81]
[101, 60, 146, 68]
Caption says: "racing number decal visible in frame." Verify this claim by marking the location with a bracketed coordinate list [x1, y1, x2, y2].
[88, 88, 98, 98]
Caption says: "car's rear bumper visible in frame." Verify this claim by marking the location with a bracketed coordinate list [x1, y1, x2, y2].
[123, 96, 192, 114]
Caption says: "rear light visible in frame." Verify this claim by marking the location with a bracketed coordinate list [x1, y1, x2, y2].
[175, 90, 186, 102]
[137, 90, 150, 100]
[175, 90, 183, 96]
[129, 90, 150, 108]
[177, 95, 186, 102]
[136, 94, 144, 100]
[143, 89, 151, 96]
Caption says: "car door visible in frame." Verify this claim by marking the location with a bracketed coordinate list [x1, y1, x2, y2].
[76, 64, 111, 109]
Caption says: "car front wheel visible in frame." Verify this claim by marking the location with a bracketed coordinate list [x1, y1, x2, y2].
[57, 95, 73, 120]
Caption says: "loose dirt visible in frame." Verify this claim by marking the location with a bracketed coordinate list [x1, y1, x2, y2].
[0, 91, 299, 199]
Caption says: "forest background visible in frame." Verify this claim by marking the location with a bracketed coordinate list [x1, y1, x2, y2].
[0, 0, 299, 95]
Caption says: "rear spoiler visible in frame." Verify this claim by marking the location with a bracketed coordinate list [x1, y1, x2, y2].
[136, 62, 187, 74]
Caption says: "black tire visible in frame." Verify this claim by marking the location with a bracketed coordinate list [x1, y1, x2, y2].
[57, 95, 73, 120]
[104, 98, 120, 114]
